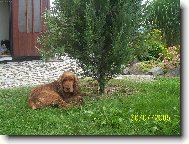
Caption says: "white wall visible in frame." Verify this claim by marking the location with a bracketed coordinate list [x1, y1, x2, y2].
[0, 2, 9, 41]
[50, 0, 54, 7]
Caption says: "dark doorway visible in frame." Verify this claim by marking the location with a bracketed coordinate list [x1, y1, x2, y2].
[0, 0, 12, 61]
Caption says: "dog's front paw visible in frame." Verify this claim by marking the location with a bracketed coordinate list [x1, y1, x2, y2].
[77, 96, 84, 104]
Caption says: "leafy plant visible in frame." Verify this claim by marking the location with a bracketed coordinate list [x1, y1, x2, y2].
[38, 0, 144, 94]
[133, 29, 165, 61]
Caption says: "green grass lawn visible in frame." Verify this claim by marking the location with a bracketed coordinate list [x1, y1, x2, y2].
[0, 77, 180, 135]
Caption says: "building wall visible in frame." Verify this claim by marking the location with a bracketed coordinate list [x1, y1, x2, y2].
[0, 2, 9, 42]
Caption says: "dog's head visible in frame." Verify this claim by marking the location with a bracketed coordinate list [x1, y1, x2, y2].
[58, 71, 80, 95]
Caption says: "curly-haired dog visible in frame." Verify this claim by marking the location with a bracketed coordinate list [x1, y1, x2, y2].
[28, 71, 84, 109]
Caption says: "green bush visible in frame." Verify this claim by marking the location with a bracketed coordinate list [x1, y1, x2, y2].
[133, 29, 165, 61]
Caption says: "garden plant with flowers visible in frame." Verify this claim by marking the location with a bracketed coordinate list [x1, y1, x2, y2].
[159, 46, 180, 70]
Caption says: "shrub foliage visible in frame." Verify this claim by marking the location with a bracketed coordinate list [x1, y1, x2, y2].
[38, 0, 143, 94]
[146, 0, 180, 46]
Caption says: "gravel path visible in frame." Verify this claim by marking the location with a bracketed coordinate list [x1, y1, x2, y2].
[115, 74, 155, 81]
[0, 56, 154, 89]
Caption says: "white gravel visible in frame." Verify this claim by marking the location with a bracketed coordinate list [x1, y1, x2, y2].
[115, 74, 155, 81]
[0, 56, 84, 89]
[0, 56, 155, 89]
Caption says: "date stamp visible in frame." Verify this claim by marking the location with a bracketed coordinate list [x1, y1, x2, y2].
[130, 114, 171, 122]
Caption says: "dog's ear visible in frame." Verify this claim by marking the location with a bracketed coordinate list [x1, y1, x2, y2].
[73, 75, 80, 96]
[57, 74, 64, 92]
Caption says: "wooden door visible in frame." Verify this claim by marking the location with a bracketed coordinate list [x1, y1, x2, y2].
[12, 0, 49, 57]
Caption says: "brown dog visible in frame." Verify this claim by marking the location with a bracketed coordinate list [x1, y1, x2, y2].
[28, 71, 84, 109]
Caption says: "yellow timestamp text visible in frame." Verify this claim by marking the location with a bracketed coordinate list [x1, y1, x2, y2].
[130, 114, 171, 122]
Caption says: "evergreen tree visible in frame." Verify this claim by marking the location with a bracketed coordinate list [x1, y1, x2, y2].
[38, 0, 143, 94]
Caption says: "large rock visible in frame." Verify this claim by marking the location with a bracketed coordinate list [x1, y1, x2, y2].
[128, 62, 145, 75]
[128, 58, 140, 66]
[165, 65, 180, 77]
[122, 67, 130, 75]
[148, 67, 164, 76]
